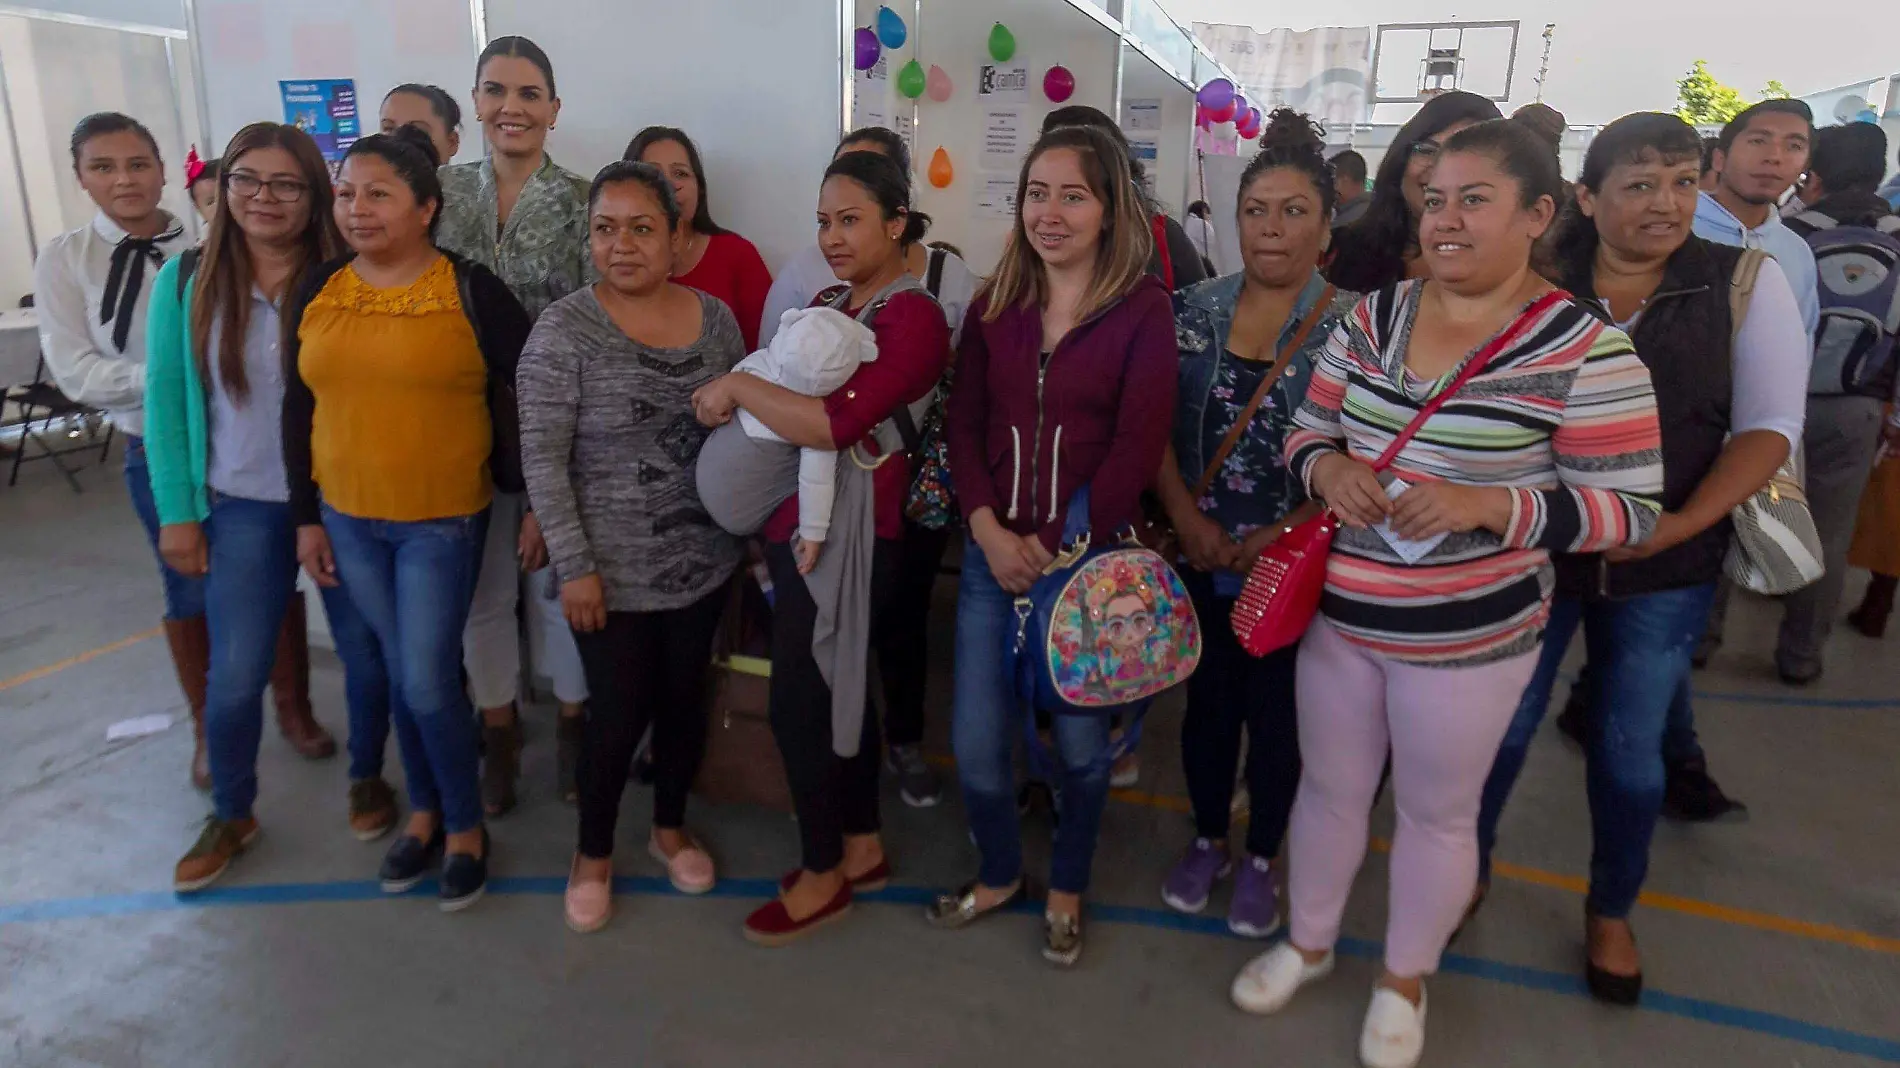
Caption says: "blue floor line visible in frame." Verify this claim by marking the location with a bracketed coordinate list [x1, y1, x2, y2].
[2, 877, 1895, 1062]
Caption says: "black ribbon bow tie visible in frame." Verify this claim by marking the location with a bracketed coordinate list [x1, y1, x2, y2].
[99, 226, 180, 352]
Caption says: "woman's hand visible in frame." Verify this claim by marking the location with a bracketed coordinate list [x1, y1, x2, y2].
[691, 375, 739, 428]
[518, 510, 548, 572]
[296, 524, 339, 587]
[562, 573, 608, 633]
[971, 509, 1046, 594]
[158, 522, 208, 577]
[1310, 453, 1392, 529]
[1389, 482, 1514, 540]
[1175, 509, 1238, 573]
[1604, 511, 1694, 563]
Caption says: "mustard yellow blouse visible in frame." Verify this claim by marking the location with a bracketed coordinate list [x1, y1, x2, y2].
[297, 257, 492, 521]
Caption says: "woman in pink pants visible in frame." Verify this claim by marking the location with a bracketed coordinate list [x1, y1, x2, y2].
[1228, 119, 1665, 1068]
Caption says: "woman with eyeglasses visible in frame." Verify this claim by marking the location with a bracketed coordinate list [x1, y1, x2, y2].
[436, 36, 593, 815]
[146, 122, 407, 889]
[1326, 91, 1502, 293]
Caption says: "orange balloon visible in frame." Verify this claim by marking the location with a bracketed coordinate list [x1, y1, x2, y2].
[928, 146, 954, 188]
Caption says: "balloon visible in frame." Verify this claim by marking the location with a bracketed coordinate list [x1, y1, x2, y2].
[1231, 93, 1248, 120]
[897, 59, 926, 100]
[1043, 65, 1075, 103]
[1196, 78, 1235, 111]
[1858, 108, 1882, 124]
[928, 147, 954, 189]
[988, 22, 1016, 62]
[926, 64, 954, 103]
[1244, 106, 1262, 131]
[875, 5, 907, 50]
[853, 27, 880, 71]
[1207, 97, 1237, 124]
[1194, 104, 1211, 129]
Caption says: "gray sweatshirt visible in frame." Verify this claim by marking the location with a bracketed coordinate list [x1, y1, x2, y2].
[517, 286, 744, 612]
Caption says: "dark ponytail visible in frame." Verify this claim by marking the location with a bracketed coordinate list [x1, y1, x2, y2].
[384, 83, 462, 133]
[343, 125, 444, 236]
[825, 150, 930, 246]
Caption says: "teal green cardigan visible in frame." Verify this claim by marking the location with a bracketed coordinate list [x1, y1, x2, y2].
[142, 255, 212, 526]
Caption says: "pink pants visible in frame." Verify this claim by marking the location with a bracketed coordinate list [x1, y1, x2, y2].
[1287, 616, 1539, 978]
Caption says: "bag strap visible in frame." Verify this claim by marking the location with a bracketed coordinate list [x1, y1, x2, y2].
[1152, 214, 1175, 290]
[924, 246, 947, 297]
[1729, 248, 1767, 350]
[1190, 285, 1337, 501]
[175, 246, 201, 300]
[1370, 288, 1571, 474]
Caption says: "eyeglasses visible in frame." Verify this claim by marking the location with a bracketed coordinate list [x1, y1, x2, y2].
[225, 172, 309, 202]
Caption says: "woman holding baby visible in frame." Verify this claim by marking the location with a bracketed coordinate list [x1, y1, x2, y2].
[515, 159, 745, 933]
[689, 149, 950, 947]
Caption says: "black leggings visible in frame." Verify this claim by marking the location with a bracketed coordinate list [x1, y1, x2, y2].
[767, 539, 896, 873]
[572, 585, 727, 859]
[1180, 569, 1301, 859]
[875, 519, 953, 749]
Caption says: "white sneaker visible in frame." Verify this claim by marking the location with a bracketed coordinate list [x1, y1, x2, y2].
[1359, 984, 1427, 1068]
[1231, 943, 1335, 1015]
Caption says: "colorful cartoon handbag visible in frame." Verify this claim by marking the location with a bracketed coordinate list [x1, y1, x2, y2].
[903, 363, 958, 529]
[1006, 486, 1203, 716]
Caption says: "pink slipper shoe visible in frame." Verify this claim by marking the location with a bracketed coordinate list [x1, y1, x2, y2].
[649, 831, 716, 895]
[565, 856, 613, 933]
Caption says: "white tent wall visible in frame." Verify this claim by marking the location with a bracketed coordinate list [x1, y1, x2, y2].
[190, 0, 480, 165]
[906, 0, 1121, 274]
[1119, 42, 1193, 218]
[483, 0, 844, 276]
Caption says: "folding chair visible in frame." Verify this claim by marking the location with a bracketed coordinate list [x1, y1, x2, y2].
[4, 354, 116, 492]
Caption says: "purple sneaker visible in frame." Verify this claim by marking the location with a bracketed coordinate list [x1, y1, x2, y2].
[1228, 854, 1284, 938]
[1162, 838, 1232, 914]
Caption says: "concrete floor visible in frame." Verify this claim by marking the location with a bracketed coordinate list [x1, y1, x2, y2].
[2, 452, 1898, 1068]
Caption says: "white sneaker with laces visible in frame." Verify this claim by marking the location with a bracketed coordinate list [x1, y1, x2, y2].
[1230, 942, 1335, 1015]
[1358, 984, 1427, 1068]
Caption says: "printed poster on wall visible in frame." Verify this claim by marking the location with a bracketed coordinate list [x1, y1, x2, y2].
[976, 64, 1030, 105]
[852, 54, 889, 132]
[280, 79, 360, 162]
[976, 175, 1017, 220]
[1122, 98, 1162, 133]
[896, 113, 915, 170]
[981, 107, 1025, 174]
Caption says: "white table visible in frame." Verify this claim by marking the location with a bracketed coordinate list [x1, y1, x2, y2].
[0, 308, 41, 390]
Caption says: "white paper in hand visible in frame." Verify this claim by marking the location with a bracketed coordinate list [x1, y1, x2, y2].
[1372, 478, 1449, 564]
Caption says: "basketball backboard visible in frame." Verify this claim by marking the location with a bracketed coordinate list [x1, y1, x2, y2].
[1370, 21, 1521, 104]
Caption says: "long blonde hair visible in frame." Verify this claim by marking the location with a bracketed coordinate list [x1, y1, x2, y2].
[979, 125, 1154, 323]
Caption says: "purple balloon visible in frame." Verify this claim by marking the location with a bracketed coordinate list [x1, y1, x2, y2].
[854, 27, 880, 71]
[1244, 106, 1263, 130]
[1196, 78, 1235, 111]
[1231, 93, 1248, 121]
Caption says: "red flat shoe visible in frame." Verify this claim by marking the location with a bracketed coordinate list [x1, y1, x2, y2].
[778, 859, 891, 895]
[744, 880, 854, 947]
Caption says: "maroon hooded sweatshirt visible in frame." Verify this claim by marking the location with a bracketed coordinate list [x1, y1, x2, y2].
[947, 274, 1177, 553]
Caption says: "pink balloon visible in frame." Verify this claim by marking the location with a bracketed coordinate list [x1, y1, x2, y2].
[1194, 104, 1211, 129]
[1043, 64, 1075, 103]
[926, 64, 953, 102]
[1207, 97, 1237, 125]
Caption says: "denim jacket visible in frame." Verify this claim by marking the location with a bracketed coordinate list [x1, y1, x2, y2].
[1171, 270, 1354, 509]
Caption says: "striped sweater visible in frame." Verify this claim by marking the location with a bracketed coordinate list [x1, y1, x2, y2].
[1285, 282, 1663, 666]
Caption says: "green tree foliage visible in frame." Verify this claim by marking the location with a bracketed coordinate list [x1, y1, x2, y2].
[1760, 79, 1791, 99]
[1677, 60, 1750, 125]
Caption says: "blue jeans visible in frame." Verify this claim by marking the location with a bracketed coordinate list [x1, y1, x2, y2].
[201, 495, 399, 819]
[952, 536, 1113, 896]
[122, 435, 206, 620]
[322, 505, 488, 834]
[1478, 582, 1717, 918]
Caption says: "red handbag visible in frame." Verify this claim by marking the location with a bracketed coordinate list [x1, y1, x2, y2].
[1231, 290, 1570, 657]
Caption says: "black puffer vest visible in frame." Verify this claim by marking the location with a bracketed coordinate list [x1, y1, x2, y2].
[1556, 236, 1744, 600]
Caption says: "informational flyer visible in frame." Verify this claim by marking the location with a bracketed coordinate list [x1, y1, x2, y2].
[1123, 97, 1162, 132]
[981, 107, 1025, 173]
[279, 79, 360, 162]
[976, 175, 1018, 219]
[896, 113, 915, 166]
[852, 54, 889, 131]
[976, 64, 1030, 104]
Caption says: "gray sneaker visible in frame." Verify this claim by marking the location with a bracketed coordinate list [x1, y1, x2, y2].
[887, 745, 942, 808]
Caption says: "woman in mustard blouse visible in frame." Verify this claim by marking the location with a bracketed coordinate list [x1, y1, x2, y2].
[282, 126, 531, 912]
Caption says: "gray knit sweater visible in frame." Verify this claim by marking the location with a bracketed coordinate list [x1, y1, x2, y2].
[518, 286, 744, 612]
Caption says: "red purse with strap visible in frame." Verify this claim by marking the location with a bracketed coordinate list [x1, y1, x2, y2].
[1231, 290, 1570, 657]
